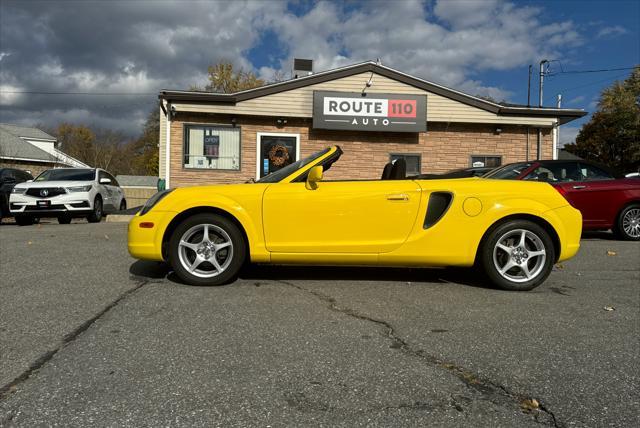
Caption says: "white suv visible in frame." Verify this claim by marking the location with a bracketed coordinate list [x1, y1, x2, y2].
[10, 168, 126, 225]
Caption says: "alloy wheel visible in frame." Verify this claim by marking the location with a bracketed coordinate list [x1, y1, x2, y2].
[622, 208, 640, 238]
[177, 223, 234, 278]
[492, 229, 547, 283]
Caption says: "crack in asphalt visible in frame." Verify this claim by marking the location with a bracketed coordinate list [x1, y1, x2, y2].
[0, 276, 152, 403]
[276, 279, 563, 427]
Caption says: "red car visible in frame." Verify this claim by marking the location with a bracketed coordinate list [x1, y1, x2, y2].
[484, 160, 640, 240]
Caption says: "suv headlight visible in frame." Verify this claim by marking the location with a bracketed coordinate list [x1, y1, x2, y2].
[139, 189, 174, 216]
[67, 185, 92, 192]
[11, 187, 26, 194]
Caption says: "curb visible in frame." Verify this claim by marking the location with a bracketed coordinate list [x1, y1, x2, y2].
[106, 214, 134, 223]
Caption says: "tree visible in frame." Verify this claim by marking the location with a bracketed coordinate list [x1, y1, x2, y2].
[129, 109, 160, 175]
[52, 123, 133, 175]
[55, 123, 96, 162]
[565, 67, 640, 172]
[193, 61, 266, 93]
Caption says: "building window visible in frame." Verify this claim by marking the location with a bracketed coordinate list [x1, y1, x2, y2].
[470, 155, 502, 168]
[390, 153, 421, 176]
[184, 125, 240, 170]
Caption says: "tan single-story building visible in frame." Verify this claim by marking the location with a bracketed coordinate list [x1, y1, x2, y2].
[157, 61, 586, 187]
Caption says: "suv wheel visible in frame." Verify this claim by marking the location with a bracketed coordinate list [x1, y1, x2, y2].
[479, 220, 555, 291]
[168, 213, 246, 286]
[87, 197, 103, 223]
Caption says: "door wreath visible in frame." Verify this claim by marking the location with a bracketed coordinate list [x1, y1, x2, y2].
[268, 144, 290, 167]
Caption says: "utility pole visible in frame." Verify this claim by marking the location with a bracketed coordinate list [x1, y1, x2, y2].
[539, 59, 548, 107]
[537, 59, 548, 159]
[527, 64, 532, 107]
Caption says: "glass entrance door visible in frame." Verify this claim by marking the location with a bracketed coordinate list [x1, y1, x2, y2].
[258, 134, 298, 179]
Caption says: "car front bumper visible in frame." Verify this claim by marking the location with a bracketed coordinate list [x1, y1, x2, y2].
[10, 192, 93, 217]
[128, 210, 176, 261]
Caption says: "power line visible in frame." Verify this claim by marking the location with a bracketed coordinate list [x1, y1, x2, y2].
[0, 91, 157, 96]
[555, 72, 631, 94]
[546, 65, 637, 76]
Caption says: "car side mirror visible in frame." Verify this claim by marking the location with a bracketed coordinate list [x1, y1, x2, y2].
[100, 178, 112, 184]
[305, 166, 323, 190]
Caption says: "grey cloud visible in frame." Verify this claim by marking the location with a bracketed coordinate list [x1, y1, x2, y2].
[433, 0, 501, 29]
[1, 0, 586, 136]
[0, 0, 284, 135]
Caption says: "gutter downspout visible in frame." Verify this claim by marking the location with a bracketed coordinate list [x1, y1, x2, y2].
[526, 126, 530, 161]
[552, 122, 558, 160]
[165, 101, 171, 189]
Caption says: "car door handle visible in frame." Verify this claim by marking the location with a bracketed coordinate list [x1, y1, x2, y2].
[387, 194, 409, 201]
[572, 185, 587, 189]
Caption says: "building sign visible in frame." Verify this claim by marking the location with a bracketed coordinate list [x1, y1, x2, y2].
[203, 135, 219, 158]
[313, 91, 426, 132]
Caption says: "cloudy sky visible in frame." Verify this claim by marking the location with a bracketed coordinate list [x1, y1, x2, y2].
[1, 0, 638, 144]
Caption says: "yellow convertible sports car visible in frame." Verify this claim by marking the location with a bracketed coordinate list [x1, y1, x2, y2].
[128, 146, 581, 291]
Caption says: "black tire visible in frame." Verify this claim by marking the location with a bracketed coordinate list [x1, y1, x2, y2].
[15, 215, 34, 226]
[87, 196, 103, 223]
[119, 199, 127, 211]
[57, 215, 72, 224]
[613, 204, 640, 241]
[479, 220, 555, 291]
[168, 213, 246, 286]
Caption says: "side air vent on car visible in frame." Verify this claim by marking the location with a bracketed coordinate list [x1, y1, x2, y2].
[423, 192, 453, 229]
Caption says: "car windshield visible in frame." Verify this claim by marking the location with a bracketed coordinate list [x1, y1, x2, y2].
[483, 163, 532, 179]
[34, 169, 95, 182]
[257, 148, 331, 183]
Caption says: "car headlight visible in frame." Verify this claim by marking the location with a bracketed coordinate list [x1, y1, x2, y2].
[67, 185, 92, 192]
[139, 189, 174, 216]
[11, 187, 26, 194]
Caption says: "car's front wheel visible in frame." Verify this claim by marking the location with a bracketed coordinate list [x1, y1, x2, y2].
[87, 196, 103, 223]
[168, 213, 246, 286]
[119, 199, 127, 211]
[479, 220, 555, 291]
[614, 204, 640, 241]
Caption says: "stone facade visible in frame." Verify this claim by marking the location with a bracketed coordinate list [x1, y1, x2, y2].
[168, 113, 552, 187]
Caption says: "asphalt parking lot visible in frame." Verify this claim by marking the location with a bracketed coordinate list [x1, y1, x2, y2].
[0, 222, 638, 427]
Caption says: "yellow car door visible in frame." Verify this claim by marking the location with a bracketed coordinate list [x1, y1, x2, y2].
[262, 180, 422, 253]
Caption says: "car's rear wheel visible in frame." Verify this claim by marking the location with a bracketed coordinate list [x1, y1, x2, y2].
[87, 196, 103, 223]
[479, 220, 555, 291]
[168, 213, 246, 286]
[614, 204, 640, 241]
[15, 215, 34, 226]
[57, 214, 72, 224]
[119, 199, 127, 211]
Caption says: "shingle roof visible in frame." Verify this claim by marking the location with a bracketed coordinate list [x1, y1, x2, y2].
[0, 123, 57, 141]
[116, 175, 158, 187]
[0, 127, 57, 162]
